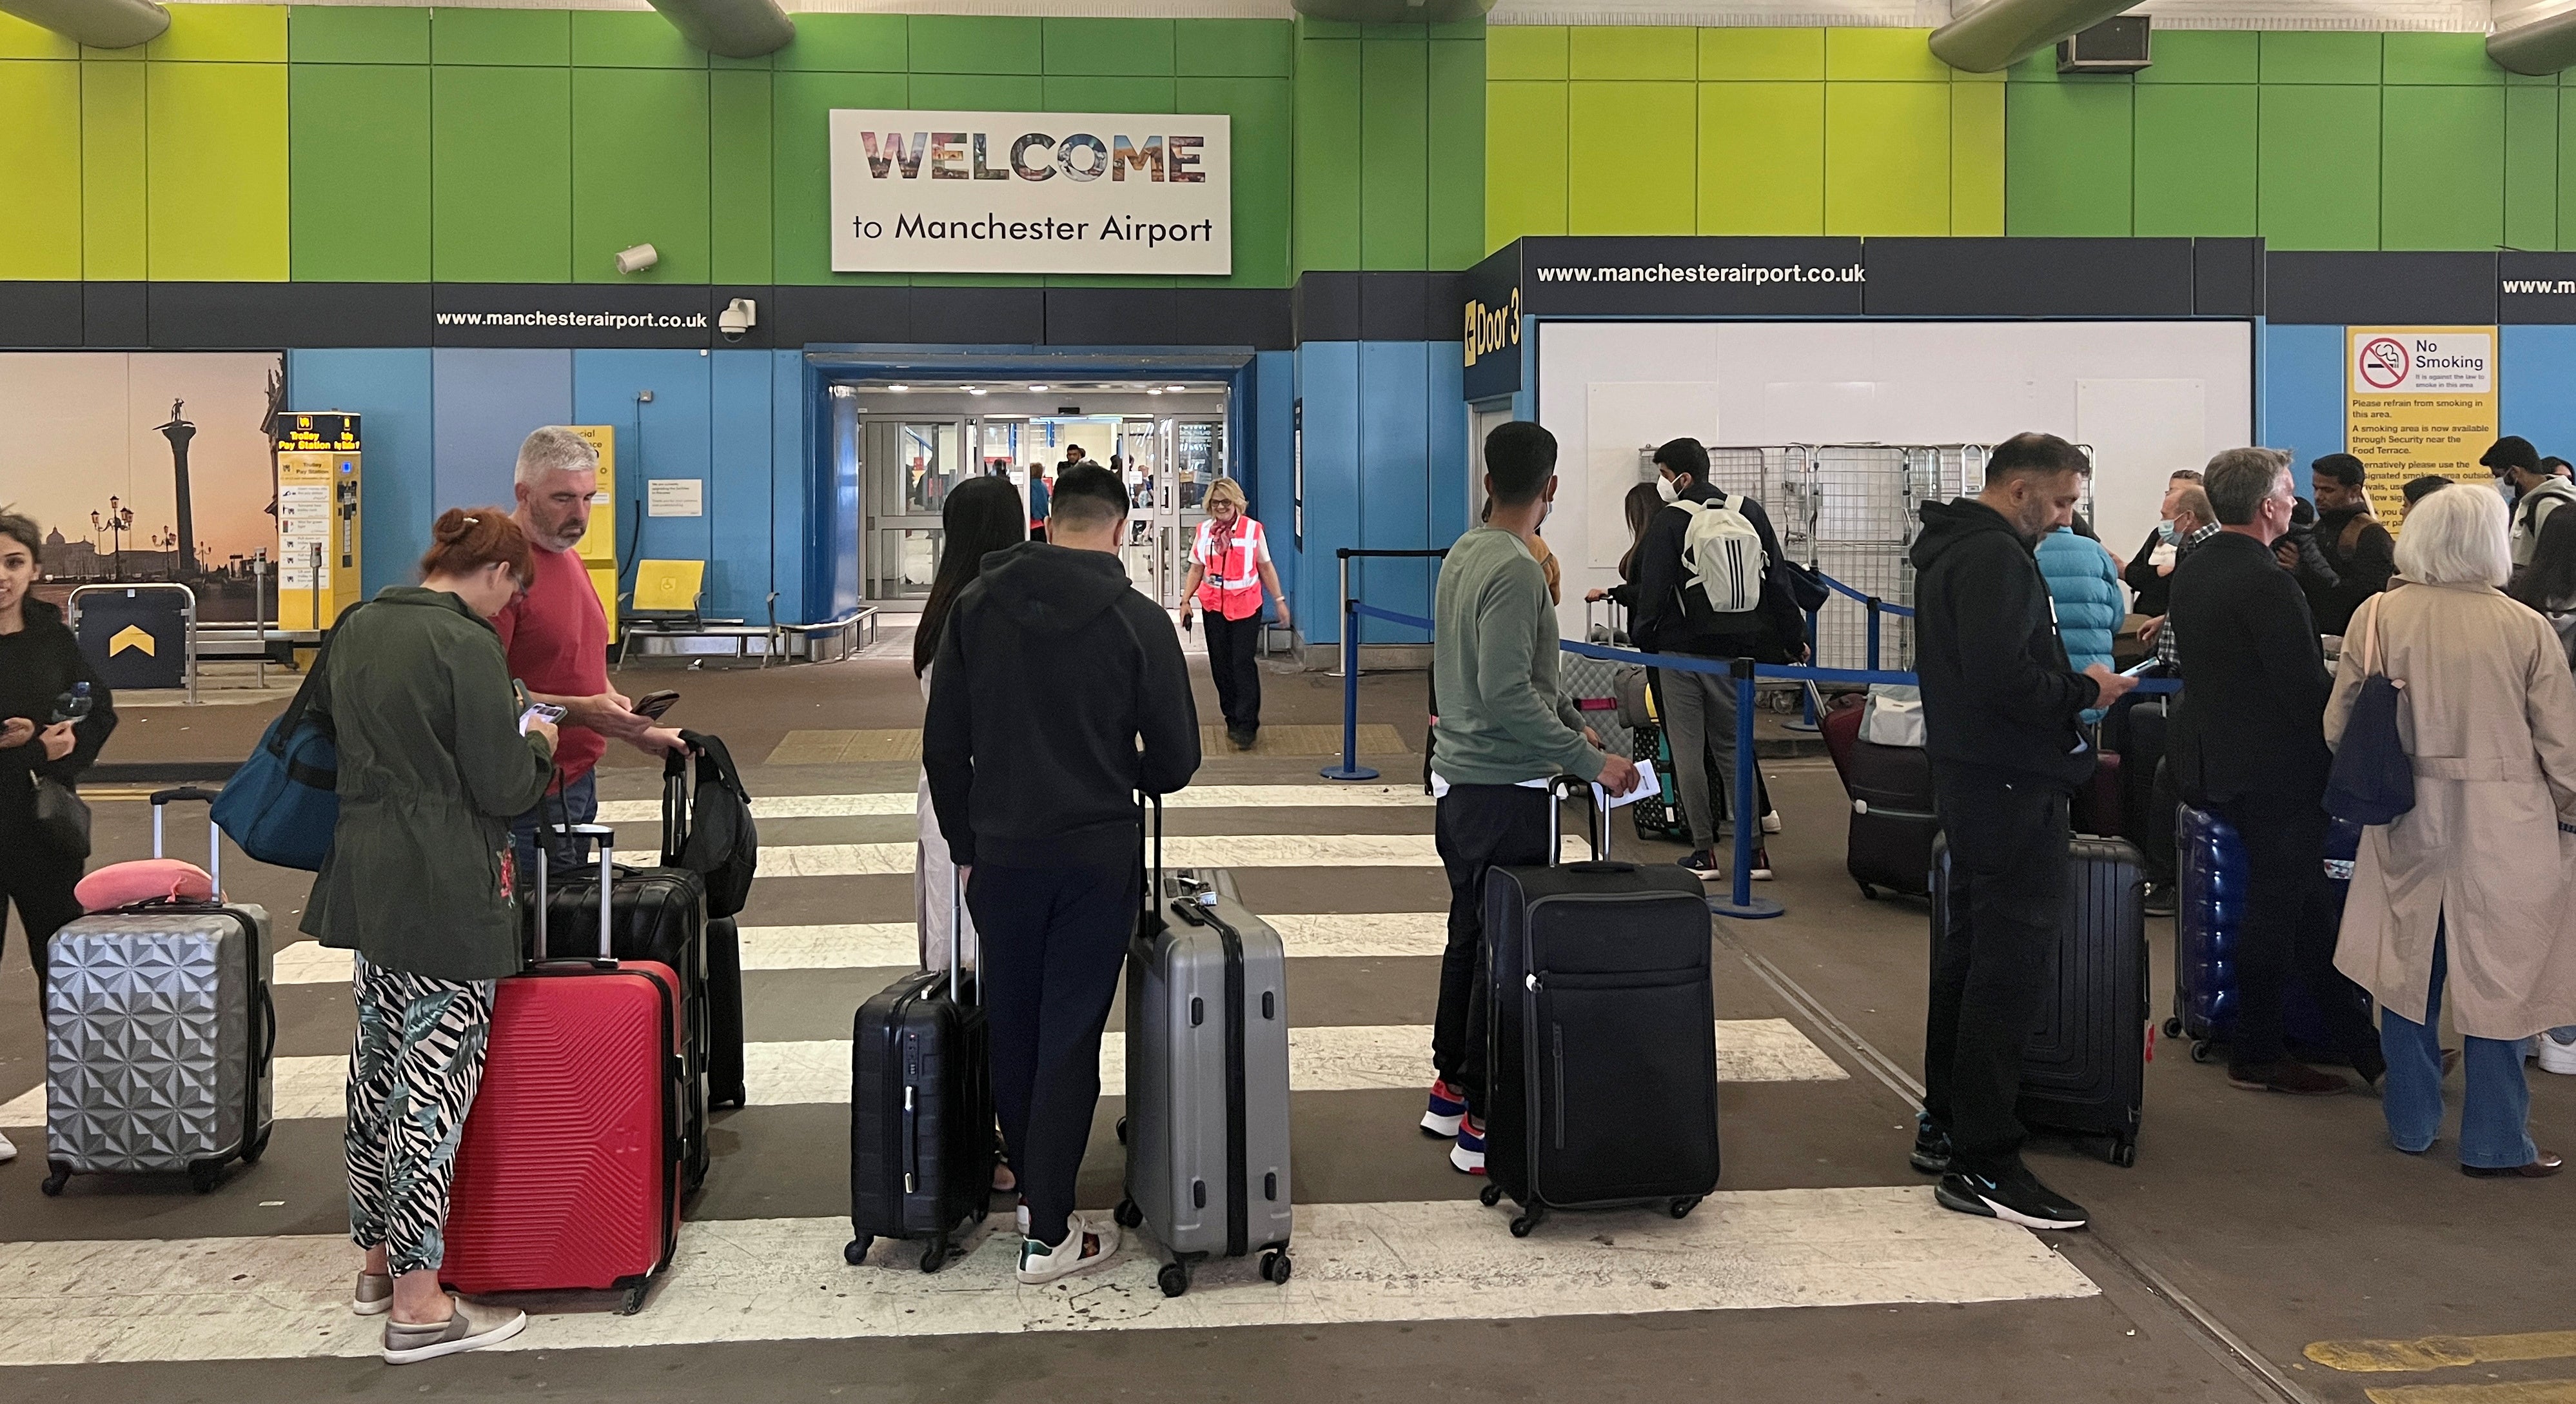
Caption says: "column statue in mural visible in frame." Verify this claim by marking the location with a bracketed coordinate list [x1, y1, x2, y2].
[156, 397, 197, 578]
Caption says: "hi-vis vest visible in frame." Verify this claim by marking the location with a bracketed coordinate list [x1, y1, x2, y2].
[1194, 516, 1267, 620]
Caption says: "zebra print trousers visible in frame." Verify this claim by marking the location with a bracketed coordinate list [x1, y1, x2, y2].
[346, 955, 498, 1276]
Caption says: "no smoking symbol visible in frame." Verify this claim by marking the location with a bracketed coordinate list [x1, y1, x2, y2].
[2358, 337, 2410, 390]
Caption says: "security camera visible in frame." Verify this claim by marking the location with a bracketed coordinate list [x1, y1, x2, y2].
[718, 298, 758, 340]
[614, 243, 659, 275]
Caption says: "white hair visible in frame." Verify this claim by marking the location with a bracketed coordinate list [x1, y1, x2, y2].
[2394, 482, 2512, 588]
[514, 426, 599, 486]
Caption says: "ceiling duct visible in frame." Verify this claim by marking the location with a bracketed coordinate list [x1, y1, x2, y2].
[2490, 4, 2576, 75]
[1292, 0, 1494, 24]
[0, 0, 168, 49]
[1929, 0, 2139, 74]
[648, 0, 792, 59]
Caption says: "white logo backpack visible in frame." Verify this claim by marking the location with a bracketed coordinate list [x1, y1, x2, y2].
[1669, 493, 1768, 615]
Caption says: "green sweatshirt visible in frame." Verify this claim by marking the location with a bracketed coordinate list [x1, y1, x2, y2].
[1431, 528, 1609, 786]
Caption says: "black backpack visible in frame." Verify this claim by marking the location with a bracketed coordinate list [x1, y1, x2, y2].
[662, 731, 758, 919]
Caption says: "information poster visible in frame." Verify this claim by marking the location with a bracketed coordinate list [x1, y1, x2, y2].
[275, 412, 360, 629]
[566, 424, 619, 639]
[2346, 326, 2498, 530]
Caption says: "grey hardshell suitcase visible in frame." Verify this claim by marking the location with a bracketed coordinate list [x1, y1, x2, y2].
[43, 788, 275, 1195]
[1115, 795, 1294, 1297]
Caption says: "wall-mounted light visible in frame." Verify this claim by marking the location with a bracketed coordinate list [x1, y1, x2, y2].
[887, 384, 909, 392]
[1028, 384, 1049, 393]
[614, 243, 659, 275]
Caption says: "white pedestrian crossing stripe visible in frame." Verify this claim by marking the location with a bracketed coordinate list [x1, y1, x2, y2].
[593, 782, 1430, 826]
[0, 1187, 2094, 1365]
[612, 833, 1445, 878]
[0, 1021, 1842, 1127]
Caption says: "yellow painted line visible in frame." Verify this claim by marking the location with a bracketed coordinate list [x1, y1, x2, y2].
[83, 789, 181, 802]
[2365, 1382, 2576, 1404]
[2312, 1332, 2576, 1374]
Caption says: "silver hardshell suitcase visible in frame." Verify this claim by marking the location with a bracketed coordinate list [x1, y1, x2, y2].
[1114, 796, 1293, 1296]
[42, 787, 275, 1196]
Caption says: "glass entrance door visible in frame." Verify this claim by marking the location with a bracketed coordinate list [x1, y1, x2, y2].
[864, 418, 967, 600]
[1116, 417, 1226, 608]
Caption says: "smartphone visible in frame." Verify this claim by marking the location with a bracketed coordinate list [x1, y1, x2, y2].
[634, 689, 681, 720]
[520, 702, 567, 735]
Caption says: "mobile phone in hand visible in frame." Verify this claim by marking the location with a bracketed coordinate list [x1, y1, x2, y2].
[634, 689, 681, 720]
[520, 702, 567, 735]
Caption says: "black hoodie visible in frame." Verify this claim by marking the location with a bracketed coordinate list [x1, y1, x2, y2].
[0, 595, 117, 811]
[1629, 479, 1805, 660]
[1908, 499, 2098, 789]
[923, 540, 1201, 870]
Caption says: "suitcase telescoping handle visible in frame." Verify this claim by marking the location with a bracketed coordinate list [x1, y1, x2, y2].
[150, 786, 223, 886]
[533, 822, 617, 964]
[1140, 791, 1163, 919]
[1548, 775, 1624, 869]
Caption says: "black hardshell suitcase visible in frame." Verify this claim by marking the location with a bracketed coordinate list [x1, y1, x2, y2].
[1931, 835, 2149, 1167]
[1845, 737, 1938, 898]
[1479, 781, 1720, 1237]
[843, 878, 994, 1273]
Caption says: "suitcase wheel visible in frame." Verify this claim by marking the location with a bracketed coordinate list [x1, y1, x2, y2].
[1668, 1196, 1700, 1220]
[1260, 1250, 1292, 1285]
[2161, 1018, 2184, 1039]
[843, 1237, 872, 1267]
[1508, 1210, 1544, 1238]
[2110, 1139, 2138, 1169]
[1114, 1116, 1127, 1146]
[1478, 1183, 1503, 1208]
[919, 1235, 955, 1274]
[41, 1165, 70, 1197]
[2188, 1040, 2215, 1065]
[188, 1163, 221, 1194]
[1157, 1262, 1190, 1298]
[1112, 1198, 1143, 1229]
[620, 1280, 649, 1315]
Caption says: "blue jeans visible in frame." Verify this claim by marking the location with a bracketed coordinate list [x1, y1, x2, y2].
[2381, 926, 2537, 1169]
[510, 770, 599, 902]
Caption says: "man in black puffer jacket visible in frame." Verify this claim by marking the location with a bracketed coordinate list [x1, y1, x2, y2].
[1907, 433, 2134, 1234]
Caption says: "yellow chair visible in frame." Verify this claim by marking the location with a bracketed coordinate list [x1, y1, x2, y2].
[618, 559, 707, 666]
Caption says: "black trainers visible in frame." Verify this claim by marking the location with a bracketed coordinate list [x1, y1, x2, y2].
[1909, 1114, 1952, 1174]
[1934, 1163, 2090, 1231]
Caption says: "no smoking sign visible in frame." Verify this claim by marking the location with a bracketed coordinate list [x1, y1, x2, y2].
[2350, 327, 2492, 395]
[2356, 336, 2409, 390]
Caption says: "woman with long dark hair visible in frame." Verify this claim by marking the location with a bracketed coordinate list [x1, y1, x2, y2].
[2507, 506, 2576, 654]
[913, 475, 1027, 974]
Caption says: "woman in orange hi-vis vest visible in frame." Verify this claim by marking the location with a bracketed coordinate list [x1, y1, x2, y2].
[1179, 476, 1293, 750]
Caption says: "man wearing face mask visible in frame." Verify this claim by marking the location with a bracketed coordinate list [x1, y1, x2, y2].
[2121, 469, 2205, 620]
[2481, 436, 2576, 568]
[2167, 449, 2386, 1096]
[1909, 433, 2136, 1232]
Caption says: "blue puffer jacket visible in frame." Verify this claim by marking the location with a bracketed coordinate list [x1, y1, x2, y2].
[2035, 528, 2124, 720]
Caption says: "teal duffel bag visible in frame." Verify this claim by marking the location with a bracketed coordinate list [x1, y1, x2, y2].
[211, 608, 358, 871]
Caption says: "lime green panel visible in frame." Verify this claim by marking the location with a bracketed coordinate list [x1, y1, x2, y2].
[1698, 28, 1823, 81]
[431, 8, 568, 66]
[289, 63, 429, 281]
[1427, 35, 1483, 269]
[81, 60, 146, 277]
[1485, 25, 1563, 81]
[709, 70, 771, 283]
[1174, 19, 1291, 77]
[1827, 27, 1946, 82]
[572, 67, 707, 282]
[1428, 18, 1484, 39]
[774, 14, 905, 72]
[2259, 31, 2380, 84]
[771, 70, 903, 284]
[2382, 32, 2497, 85]
[2560, 94, 2576, 247]
[1361, 35, 1428, 269]
[1566, 81, 1693, 235]
[150, 5, 284, 61]
[2380, 84, 2502, 250]
[290, 6, 426, 64]
[0, 60, 81, 278]
[909, 15, 1038, 75]
[2136, 30, 2256, 84]
[148, 62, 289, 279]
[1042, 75, 1175, 111]
[1568, 26, 1693, 81]
[1177, 75, 1289, 286]
[2134, 84, 2257, 236]
[2003, 80, 2130, 236]
[0, 11, 74, 58]
[2509, 85, 2557, 253]
[1484, 79, 1566, 244]
[1824, 82, 1949, 235]
[1952, 75, 2003, 234]
[2257, 84, 2378, 250]
[1295, 35, 1359, 271]
[909, 74, 1039, 109]
[1697, 82, 1822, 234]
[1041, 18, 1172, 75]
[433, 65, 571, 280]
[572, 12, 705, 68]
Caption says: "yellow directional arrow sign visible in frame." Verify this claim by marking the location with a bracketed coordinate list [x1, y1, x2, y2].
[109, 624, 155, 657]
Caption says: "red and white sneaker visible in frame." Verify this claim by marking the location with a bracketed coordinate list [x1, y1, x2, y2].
[1421, 1078, 1468, 1138]
[1450, 1114, 1488, 1175]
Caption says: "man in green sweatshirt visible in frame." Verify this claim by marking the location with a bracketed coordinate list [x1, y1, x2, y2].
[1421, 420, 1640, 1174]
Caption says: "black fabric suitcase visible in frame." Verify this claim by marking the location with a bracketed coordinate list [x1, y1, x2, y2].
[662, 738, 751, 1107]
[1931, 835, 2149, 1167]
[1845, 736, 1938, 899]
[1479, 783, 1719, 1236]
[843, 887, 993, 1273]
[703, 915, 747, 1108]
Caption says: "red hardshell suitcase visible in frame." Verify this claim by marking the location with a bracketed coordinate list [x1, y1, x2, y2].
[2077, 752, 2124, 838]
[443, 824, 685, 1314]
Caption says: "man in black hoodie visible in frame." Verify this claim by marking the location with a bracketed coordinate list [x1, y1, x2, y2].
[923, 463, 1201, 1286]
[2301, 453, 2393, 636]
[1909, 433, 2135, 1232]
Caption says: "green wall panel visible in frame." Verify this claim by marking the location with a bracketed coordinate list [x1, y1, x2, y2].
[1361, 35, 1428, 268]
[1484, 79, 1566, 244]
[573, 68, 708, 282]
[0, 10, 75, 58]
[774, 14, 905, 72]
[1568, 26, 1693, 82]
[1427, 36, 1485, 269]
[1041, 75, 1176, 112]
[1697, 82, 1822, 234]
[2135, 30, 2256, 84]
[1699, 28, 1823, 81]
[1179, 75, 1290, 286]
[2133, 84, 2257, 236]
[2258, 84, 2379, 249]
[2559, 95, 2576, 248]
[431, 8, 568, 66]
[909, 15, 1038, 74]
[909, 74, 1039, 110]
[289, 6, 426, 64]
[709, 70, 772, 284]
[2382, 32, 2496, 85]
[1042, 18, 1172, 75]
[2260, 32, 2381, 84]
[1952, 76, 2004, 235]
[290, 63, 430, 281]
[1485, 24, 1564, 81]
[771, 70, 903, 284]
[148, 62, 288, 280]
[1825, 27, 1947, 82]
[1566, 81, 1693, 234]
[2004, 81, 2131, 236]
[1824, 82, 1949, 235]
[149, 5, 285, 62]
[433, 65, 571, 281]
[2381, 84, 2502, 250]
[572, 11, 705, 68]
[1295, 35, 1359, 270]
[1175, 19, 1292, 77]
[2508, 85, 2558, 253]
[81, 60, 146, 279]
[0, 60, 82, 279]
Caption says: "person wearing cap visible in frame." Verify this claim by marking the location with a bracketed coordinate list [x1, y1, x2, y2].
[2481, 435, 2576, 567]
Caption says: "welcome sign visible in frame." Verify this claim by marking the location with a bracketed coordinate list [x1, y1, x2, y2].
[829, 110, 1232, 276]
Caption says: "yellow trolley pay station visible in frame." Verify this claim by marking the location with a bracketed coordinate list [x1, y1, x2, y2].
[275, 413, 362, 633]
[565, 424, 620, 641]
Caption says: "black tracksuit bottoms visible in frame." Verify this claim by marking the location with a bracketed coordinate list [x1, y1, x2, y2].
[1202, 611, 1263, 732]
[0, 810, 83, 992]
[1922, 762, 2069, 1175]
[1431, 783, 1556, 1118]
[967, 858, 1138, 1248]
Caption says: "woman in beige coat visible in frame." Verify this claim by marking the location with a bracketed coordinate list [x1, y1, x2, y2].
[2326, 484, 2576, 1176]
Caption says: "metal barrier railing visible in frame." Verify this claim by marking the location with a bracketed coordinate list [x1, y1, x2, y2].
[1321, 547, 1447, 783]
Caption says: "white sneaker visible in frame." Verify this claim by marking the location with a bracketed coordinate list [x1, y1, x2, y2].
[1761, 810, 1783, 835]
[0, 1129, 16, 1165]
[2541, 1031, 2576, 1076]
[1016, 1198, 1030, 1236]
[1016, 1212, 1121, 1285]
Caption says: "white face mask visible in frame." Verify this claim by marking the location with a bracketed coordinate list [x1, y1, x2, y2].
[1655, 474, 1680, 504]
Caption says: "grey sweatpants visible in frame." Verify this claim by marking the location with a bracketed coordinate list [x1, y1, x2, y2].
[1660, 662, 1740, 853]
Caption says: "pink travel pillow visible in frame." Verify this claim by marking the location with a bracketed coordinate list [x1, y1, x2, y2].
[76, 859, 219, 913]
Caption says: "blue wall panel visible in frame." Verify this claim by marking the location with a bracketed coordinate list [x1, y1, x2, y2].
[1252, 349, 1298, 628]
[1358, 341, 1432, 643]
[430, 349, 573, 512]
[1294, 341, 1360, 646]
[288, 348, 434, 597]
[709, 351, 774, 621]
[2261, 323, 2346, 492]
[1427, 347, 1468, 556]
[573, 350, 714, 598]
[771, 350, 810, 625]
[2503, 326, 2576, 460]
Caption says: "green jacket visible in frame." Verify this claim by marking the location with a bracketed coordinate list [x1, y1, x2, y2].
[300, 587, 556, 982]
[1431, 528, 1608, 786]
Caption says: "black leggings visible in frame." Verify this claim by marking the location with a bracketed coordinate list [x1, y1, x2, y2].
[0, 819, 83, 989]
[1203, 611, 1263, 730]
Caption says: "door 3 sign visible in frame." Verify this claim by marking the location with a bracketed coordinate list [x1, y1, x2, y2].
[829, 110, 1231, 276]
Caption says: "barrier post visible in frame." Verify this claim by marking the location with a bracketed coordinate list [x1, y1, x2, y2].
[1783, 606, 1822, 733]
[1321, 549, 1379, 782]
[1708, 657, 1785, 920]
[1865, 597, 1882, 673]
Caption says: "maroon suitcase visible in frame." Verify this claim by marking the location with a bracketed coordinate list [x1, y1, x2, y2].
[442, 824, 685, 1314]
